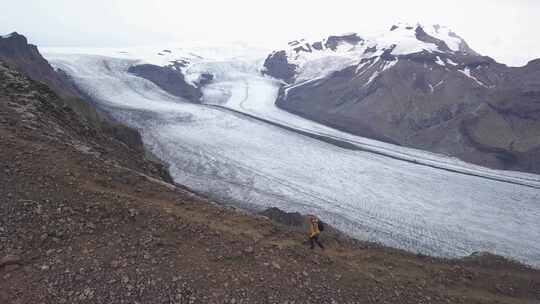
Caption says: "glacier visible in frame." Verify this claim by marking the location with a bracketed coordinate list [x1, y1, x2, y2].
[43, 46, 540, 267]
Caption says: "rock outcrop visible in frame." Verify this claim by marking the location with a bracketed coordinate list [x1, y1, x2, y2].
[127, 64, 202, 102]
[262, 50, 297, 83]
[0, 32, 80, 99]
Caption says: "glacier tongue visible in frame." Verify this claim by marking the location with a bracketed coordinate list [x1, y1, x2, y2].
[43, 48, 540, 268]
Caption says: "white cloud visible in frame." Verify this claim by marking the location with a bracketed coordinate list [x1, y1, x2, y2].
[1, 0, 539, 66]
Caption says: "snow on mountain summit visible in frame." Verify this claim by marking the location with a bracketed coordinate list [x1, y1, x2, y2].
[1, 32, 18, 39]
[287, 23, 474, 57]
[266, 23, 478, 82]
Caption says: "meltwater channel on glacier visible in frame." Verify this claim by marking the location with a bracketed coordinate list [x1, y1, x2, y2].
[43, 49, 540, 267]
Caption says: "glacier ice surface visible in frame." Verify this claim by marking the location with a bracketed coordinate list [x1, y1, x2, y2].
[43, 47, 540, 267]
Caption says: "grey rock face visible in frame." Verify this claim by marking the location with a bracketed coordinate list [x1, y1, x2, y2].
[127, 64, 201, 102]
[262, 50, 297, 83]
[260, 207, 305, 227]
[312, 41, 323, 50]
[324, 33, 363, 51]
[198, 72, 214, 86]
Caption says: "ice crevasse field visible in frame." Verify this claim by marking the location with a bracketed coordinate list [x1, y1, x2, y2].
[43, 43, 540, 267]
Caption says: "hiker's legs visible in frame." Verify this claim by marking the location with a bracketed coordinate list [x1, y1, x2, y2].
[309, 235, 324, 250]
[314, 235, 324, 249]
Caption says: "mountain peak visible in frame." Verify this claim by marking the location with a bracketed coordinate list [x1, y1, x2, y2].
[1, 32, 23, 40]
[281, 23, 477, 59]
[377, 23, 478, 55]
[266, 23, 480, 83]
[0, 31, 81, 99]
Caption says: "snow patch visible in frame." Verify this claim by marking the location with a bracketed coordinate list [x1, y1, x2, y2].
[1, 32, 16, 39]
[283, 77, 322, 97]
[447, 58, 459, 66]
[424, 25, 463, 52]
[374, 25, 439, 55]
[435, 56, 445, 66]
[428, 80, 445, 93]
[295, 55, 358, 82]
[458, 67, 488, 87]
[354, 61, 369, 74]
[365, 71, 380, 86]
[381, 58, 399, 72]
[434, 79, 444, 89]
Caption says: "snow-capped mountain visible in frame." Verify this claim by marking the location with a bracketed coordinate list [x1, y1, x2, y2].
[263, 23, 478, 83]
[263, 24, 540, 173]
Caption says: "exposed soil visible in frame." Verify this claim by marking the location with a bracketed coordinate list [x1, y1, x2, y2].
[1, 61, 540, 304]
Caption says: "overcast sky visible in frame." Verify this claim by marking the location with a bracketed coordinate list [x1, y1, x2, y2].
[2, 0, 539, 66]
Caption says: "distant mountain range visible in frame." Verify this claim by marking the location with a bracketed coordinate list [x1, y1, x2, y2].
[263, 24, 540, 173]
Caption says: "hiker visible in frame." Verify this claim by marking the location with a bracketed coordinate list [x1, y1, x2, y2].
[308, 215, 325, 250]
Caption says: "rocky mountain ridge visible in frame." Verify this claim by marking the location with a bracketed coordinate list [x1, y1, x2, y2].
[0, 32, 176, 165]
[0, 32, 82, 99]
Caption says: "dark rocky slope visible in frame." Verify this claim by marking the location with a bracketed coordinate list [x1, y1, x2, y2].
[0, 32, 80, 99]
[127, 64, 202, 102]
[264, 25, 540, 173]
[0, 32, 170, 164]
